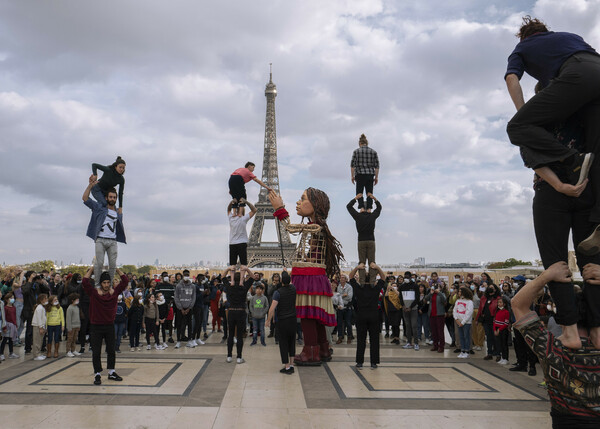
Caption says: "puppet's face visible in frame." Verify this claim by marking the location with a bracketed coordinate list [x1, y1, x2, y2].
[296, 190, 315, 218]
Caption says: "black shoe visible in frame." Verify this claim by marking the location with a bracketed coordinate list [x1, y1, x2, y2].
[268, 333, 274, 338]
[469, 350, 475, 354]
[203, 333, 208, 340]
[449, 342, 456, 348]
[384, 333, 389, 338]
[79, 348, 85, 354]
[94, 375, 102, 385]
[371, 364, 378, 369]
[115, 348, 121, 354]
[168, 337, 174, 343]
[108, 372, 123, 381]
[279, 367, 294, 375]
[528, 367, 537, 376]
[356, 363, 363, 369]
[509, 365, 527, 372]
[391, 339, 400, 345]
[25, 350, 31, 355]
[453, 348, 461, 353]
[565, 152, 594, 186]
[41, 347, 46, 352]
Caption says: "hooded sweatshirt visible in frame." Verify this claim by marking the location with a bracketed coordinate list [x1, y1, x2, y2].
[174, 280, 196, 310]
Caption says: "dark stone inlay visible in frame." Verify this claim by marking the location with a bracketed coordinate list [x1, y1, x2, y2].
[395, 373, 437, 383]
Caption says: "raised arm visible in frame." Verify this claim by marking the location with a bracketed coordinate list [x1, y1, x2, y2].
[512, 262, 571, 321]
[505, 74, 525, 111]
[347, 196, 360, 219]
[82, 178, 97, 202]
[348, 263, 365, 281]
[244, 199, 258, 219]
[227, 200, 234, 215]
[369, 262, 386, 282]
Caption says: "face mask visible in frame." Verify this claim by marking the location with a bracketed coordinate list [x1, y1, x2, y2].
[163, 277, 169, 282]
[74, 300, 79, 305]
[547, 304, 552, 311]
[479, 286, 486, 292]
[403, 278, 410, 284]
[157, 298, 165, 304]
[450, 289, 454, 293]
[430, 287, 435, 292]
[77, 280, 82, 284]
[118, 294, 123, 301]
[392, 286, 398, 291]
[420, 277, 426, 281]
[137, 292, 142, 297]
[139, 299, 143, 304]
[9, 298, 15, 304]
[470, 285, 475, 291]
[183, 276, 190, 282]
[42, 301, 48, 306]
[53, 301, 59, 306]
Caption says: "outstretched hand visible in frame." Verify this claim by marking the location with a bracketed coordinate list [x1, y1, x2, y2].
[582, 263, 600, 285]
[545, 261, 572, 283]
[268, 190, 284, 210]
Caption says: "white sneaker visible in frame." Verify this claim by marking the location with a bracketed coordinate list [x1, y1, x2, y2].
[196, 339, 205, 345]
[186, 341, 196, 348]
[72, 350, 81, 356]
[8, 353, 19, 359]
[498, 359, 509, 365]
[34, 355, 46, 361]
[146, 345, 151, 350]
[162, 342, 168, 348]
[0, 354, 5, 361]
[66, 351, 75, 357]
[175, 342, 181, 349]
[226, 356, 232, 363]
[155, 344, 162, 350]
[463, 353, 469, 359]
[237, 358, 245, 364]
[474, 346, 482, 351]
[402, 343, 413, 349]
[130, 348, 136, 352]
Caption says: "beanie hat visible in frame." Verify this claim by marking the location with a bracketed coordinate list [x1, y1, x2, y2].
[100, 272, 111, 283]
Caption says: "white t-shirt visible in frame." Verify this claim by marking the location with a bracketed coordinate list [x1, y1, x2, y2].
[229, 213, 250, 245]
[98, 208, 118, 239]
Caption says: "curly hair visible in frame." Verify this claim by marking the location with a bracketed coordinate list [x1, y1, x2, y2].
[517, 15, 548, 41]
[305, 187, 344, 277]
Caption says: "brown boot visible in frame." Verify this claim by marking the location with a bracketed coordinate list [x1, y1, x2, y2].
[54, 343, 59, 358]
[336, 337, 343, 344]
[294, 345, 322, 366]
[347, 338, 352, 344]
[319, 342, 332, 362]
[46, 344, 52, 359]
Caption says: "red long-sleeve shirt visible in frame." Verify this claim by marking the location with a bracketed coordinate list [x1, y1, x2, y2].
[493, 308, 510, 332]
[82, 275, 128, 325]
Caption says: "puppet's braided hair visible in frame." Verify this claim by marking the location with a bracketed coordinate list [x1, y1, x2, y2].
[306, 187, 344, 277]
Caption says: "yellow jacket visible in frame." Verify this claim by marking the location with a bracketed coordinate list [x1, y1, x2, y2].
[46, 306, 65, 328]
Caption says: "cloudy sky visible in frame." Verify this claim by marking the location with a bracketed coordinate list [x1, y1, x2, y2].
[2, 0, 599, 267]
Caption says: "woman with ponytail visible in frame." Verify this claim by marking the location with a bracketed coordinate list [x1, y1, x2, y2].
[90, 156, 126, 207]
[269, 188, 344, 366]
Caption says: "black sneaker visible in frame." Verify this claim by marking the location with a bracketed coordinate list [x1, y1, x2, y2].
[203, 333, 208, 340]
[356, 363, 363, 369]
[79, 348, 85, 354]
[279, 367, 294, 375]
[384, 333, 389, 338]
[116, 348, 121, 354]
[94, 374, 102, 385]
[453, 348, 461, 353]
[168, 337, 174, 343]
[108, 372, 123, 381]
[528, 367, 537, 376]
[566, 153, 594, 186]
[371, 364, 378, 369]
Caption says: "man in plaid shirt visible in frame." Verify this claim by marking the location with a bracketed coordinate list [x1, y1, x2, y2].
[351, 134, 380, 211]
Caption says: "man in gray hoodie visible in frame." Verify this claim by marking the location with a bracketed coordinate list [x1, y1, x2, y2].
[174, 269, 196, 349]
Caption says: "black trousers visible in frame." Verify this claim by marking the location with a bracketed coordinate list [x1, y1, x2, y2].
[228, 175, 247, 207]
[533, 182, 600, 326]
[177, 310, 193, 341]
[494, 329, 509, 360]
[388, 311, 400, 338]
[513, 328, 538, 368]
[144, 318, 159, 345]
[227, 310, 246, 358]
[23, 314, 33, 352]
[355, 174, 374, 209]
[229, 243, 248, 266]
[90, 324, 116, 374]
[193, 306, 204, 339]
[356, 311, 380, 365]
[277, 317, 296, 364]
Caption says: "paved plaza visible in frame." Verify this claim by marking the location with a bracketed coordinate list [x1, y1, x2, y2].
[0, 332, 551, 428]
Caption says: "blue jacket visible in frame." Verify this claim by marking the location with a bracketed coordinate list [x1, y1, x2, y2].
[84, 198, 126, 243]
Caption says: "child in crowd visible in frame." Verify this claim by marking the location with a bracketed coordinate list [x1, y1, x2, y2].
[32, 294, 48, 361]
[45, 295, 65, 358]
[249, 284, 269, 346]
[494, 297, 511, 365]
[228, 162, 271, 214]
[143, 294, 162, 350]
[0, 292, 19, 360]
[156, 292, 169, 348]
[65, 293, 81, 357]
[128, 295, 144, 351]
[453, 286, 474, 359]
[114, 294, 128, 353]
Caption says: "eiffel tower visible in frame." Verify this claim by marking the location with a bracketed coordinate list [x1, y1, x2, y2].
[247, 66, 295, 268]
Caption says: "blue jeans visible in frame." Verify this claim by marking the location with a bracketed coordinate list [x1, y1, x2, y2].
[114, 322, 127, 349]
[47, 325, 62, 343]
[458, 323, 472, 352]
[417, 311, 430, 341]
[483, 322, 498, 356]
[91, 184, 107, 205]
[252, 317, 266, 344]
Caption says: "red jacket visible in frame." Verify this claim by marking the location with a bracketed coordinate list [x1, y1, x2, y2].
[477, 294, 499, 323]
[493, 308, 510, 332]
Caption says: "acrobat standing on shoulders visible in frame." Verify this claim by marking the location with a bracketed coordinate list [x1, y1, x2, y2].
[268, 188, 343, 366]
[351, 134, 379, 213]
[229, 162, 271, 215]
[90, 157, 126, 208]
[82, 176, 126, 286]
[227, 198, 257, 283]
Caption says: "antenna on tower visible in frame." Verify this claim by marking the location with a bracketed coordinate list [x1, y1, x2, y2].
[269, 63, 273, 82]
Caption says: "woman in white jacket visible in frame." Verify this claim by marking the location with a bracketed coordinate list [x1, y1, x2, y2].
[453, 286, 474, 359]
